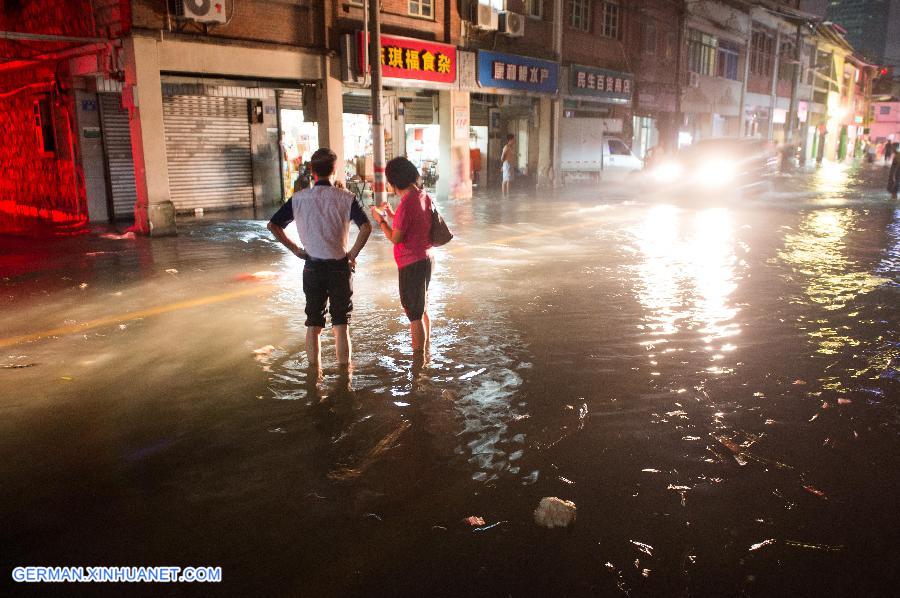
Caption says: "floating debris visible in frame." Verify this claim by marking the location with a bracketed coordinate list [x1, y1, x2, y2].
[802, 485, 827, 499]
[642, 468, 661, 473]
[473, 520, 507, 533]
[464, 516, 485, 527]
[1, 363, 37, 369]
[100, 232, 136, 240]
[630, 540, 653, 556]
[534, 497, 577, 528]
[784, 540, 843, 552]
[749, 538, 776, 552]
[165, 268, 179, 274]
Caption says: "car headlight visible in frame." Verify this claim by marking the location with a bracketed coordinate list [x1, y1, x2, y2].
[697, 160, 736, 187]
[652, 162, 682, 183]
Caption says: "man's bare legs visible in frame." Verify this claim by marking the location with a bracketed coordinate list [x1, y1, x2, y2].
[422, 310, 431, 351]
[306, 326, 323, 366]
[501, 180, 509, 197]
[333, 324, 351, 366]
[307, 324, 352, 366]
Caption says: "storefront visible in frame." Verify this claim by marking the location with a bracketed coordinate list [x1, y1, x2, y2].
[342, 33, 457, 189]
[560, 65, 633, 178]
[633, 86, 677, 159]
[473, 50, 559, 188]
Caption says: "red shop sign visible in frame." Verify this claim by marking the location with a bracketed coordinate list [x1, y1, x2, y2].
[356, 32, 456, 84]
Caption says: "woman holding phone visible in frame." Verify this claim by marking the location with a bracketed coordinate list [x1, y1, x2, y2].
[370, 157, 434, 355]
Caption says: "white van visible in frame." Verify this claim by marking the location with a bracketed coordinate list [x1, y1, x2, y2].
[559, 119, 643, 182]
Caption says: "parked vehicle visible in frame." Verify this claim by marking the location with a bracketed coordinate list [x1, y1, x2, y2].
[560, 119, 643, 182]
[645, 137, 779, 195]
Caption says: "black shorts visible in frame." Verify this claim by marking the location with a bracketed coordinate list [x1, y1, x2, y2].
[303, 258, 353, 328]
[398, 257, 433, 322]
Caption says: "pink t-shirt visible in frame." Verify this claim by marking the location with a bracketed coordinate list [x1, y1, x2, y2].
[392, 187, 433, 269]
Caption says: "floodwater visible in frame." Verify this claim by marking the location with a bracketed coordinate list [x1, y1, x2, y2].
[1, 162, 898, 596]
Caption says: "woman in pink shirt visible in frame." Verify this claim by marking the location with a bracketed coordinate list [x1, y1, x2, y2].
[370, 157, 434, 354]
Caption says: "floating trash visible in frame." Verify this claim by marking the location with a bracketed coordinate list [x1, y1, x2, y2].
[534, 497, 576, 528]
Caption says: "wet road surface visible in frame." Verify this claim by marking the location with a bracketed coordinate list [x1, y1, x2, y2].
[1, 162, 899, 596]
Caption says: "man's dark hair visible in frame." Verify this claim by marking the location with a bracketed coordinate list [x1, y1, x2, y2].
[310, 148, 337, 178]
[385, 157, 419, 190]
[507, 134, 515, 142]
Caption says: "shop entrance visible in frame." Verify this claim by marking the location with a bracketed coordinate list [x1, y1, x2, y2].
[276, 89, 318, 200]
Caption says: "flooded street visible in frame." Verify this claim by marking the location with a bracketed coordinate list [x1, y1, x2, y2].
[2, 163, 899, 596]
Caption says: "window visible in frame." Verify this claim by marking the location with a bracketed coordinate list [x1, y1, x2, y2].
[408, 0, 433, 18]
[526, 0, 542, 18]
[601, 0, 619, 39]
[778, 41, 794, 81]
[687, 29, 717, 77]
[33, 96, 56, 155]
[608, 139, 631, 156]
[881, 106, 892, 115]
[750, 30, 775, 77]
[642, 21, 657, 55]
[717, 40, 740, 81]
[570, 0, 590, 32]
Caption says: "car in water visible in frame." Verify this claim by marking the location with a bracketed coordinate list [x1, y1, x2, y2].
[645, 137, 780, 195]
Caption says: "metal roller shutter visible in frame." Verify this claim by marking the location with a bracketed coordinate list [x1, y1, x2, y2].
[403, 97, 435, 124]
[98, 94, 136, 220]
[277, 89, 303, 110]
[163, 96, 253, 212]
[470, 101, 490, 127]
[342, 94, 372, 115]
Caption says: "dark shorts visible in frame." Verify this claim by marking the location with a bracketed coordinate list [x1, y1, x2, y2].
[303, 258, 353, 328]
[398, 257, 433, 322]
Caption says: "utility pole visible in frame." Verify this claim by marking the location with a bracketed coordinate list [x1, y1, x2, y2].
[767, 29, 781, 142]
[785, 23, 803, 146]
[551, 0, 563, 187]
[368, 0, 387, 206]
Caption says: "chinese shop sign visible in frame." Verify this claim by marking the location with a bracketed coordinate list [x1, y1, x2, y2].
[476, 50, 558, 94]
[356, 32, 456, 84]
[570, 65, 633, 102]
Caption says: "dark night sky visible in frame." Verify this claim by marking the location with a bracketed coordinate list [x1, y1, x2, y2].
[800, 0, 828, 17]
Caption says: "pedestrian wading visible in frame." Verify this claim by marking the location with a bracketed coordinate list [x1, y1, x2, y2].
[267, 148, 372, 367]
[370, 157, 438, 356]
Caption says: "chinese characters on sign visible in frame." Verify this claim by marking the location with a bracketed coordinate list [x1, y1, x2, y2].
[570, 65, 633, 103]
[356, 32, 456, 84]
[477, 50, 559, 94]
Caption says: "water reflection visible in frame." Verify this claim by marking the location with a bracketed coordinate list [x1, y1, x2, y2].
[631, 205, 740, 368]
[778, 209, 888, 355]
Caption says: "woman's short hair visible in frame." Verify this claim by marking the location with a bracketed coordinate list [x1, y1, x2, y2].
[385, 157, 420, 190]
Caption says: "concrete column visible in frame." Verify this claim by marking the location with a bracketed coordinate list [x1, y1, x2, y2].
[123, 35, 175, 236]
[437, 89, 471, 200]
[316, 56, 345, 182]
[537, 97, 553, 187]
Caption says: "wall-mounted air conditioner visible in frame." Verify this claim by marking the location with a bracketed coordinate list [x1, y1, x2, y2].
[499, 11, 525, 37]
[472, 4, 499, 31]
[174, 0, 228, 24]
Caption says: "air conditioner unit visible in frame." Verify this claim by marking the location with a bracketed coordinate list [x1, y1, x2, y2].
[688, 71, 701, 88]
[174, 0, 227, 24]
[472, 4, 499, 31]
[499, 11, 525, 37]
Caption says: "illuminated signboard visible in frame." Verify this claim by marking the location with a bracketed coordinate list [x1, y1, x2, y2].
[356, 32, 456, 84]
[476, 50, 558, 94]
[570, 65, 633, 103]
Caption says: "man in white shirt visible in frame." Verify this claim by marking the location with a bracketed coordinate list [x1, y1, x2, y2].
[267, 148, 372, 367]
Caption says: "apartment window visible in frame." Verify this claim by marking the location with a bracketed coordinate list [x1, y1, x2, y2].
[642, 21, 657, 54]
[408, 0, 433, 18]
[526, 0, 542, 18]
[601, 0, 619, 39]
[570, 0, 591, 32]
[717, 40, 740, 81]
[881, 106, 891, 115]
[33, 96, 56, 155]
[687, 29, 717, 77]
[778, 41, 794, 81]
[750, 30, 775, 77]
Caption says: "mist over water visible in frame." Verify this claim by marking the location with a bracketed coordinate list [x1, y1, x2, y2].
[1, 162, 898, 595]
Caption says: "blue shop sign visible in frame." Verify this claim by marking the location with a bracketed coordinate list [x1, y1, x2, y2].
[570, 65, 633, 102]
[477, 50, 558, 94]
